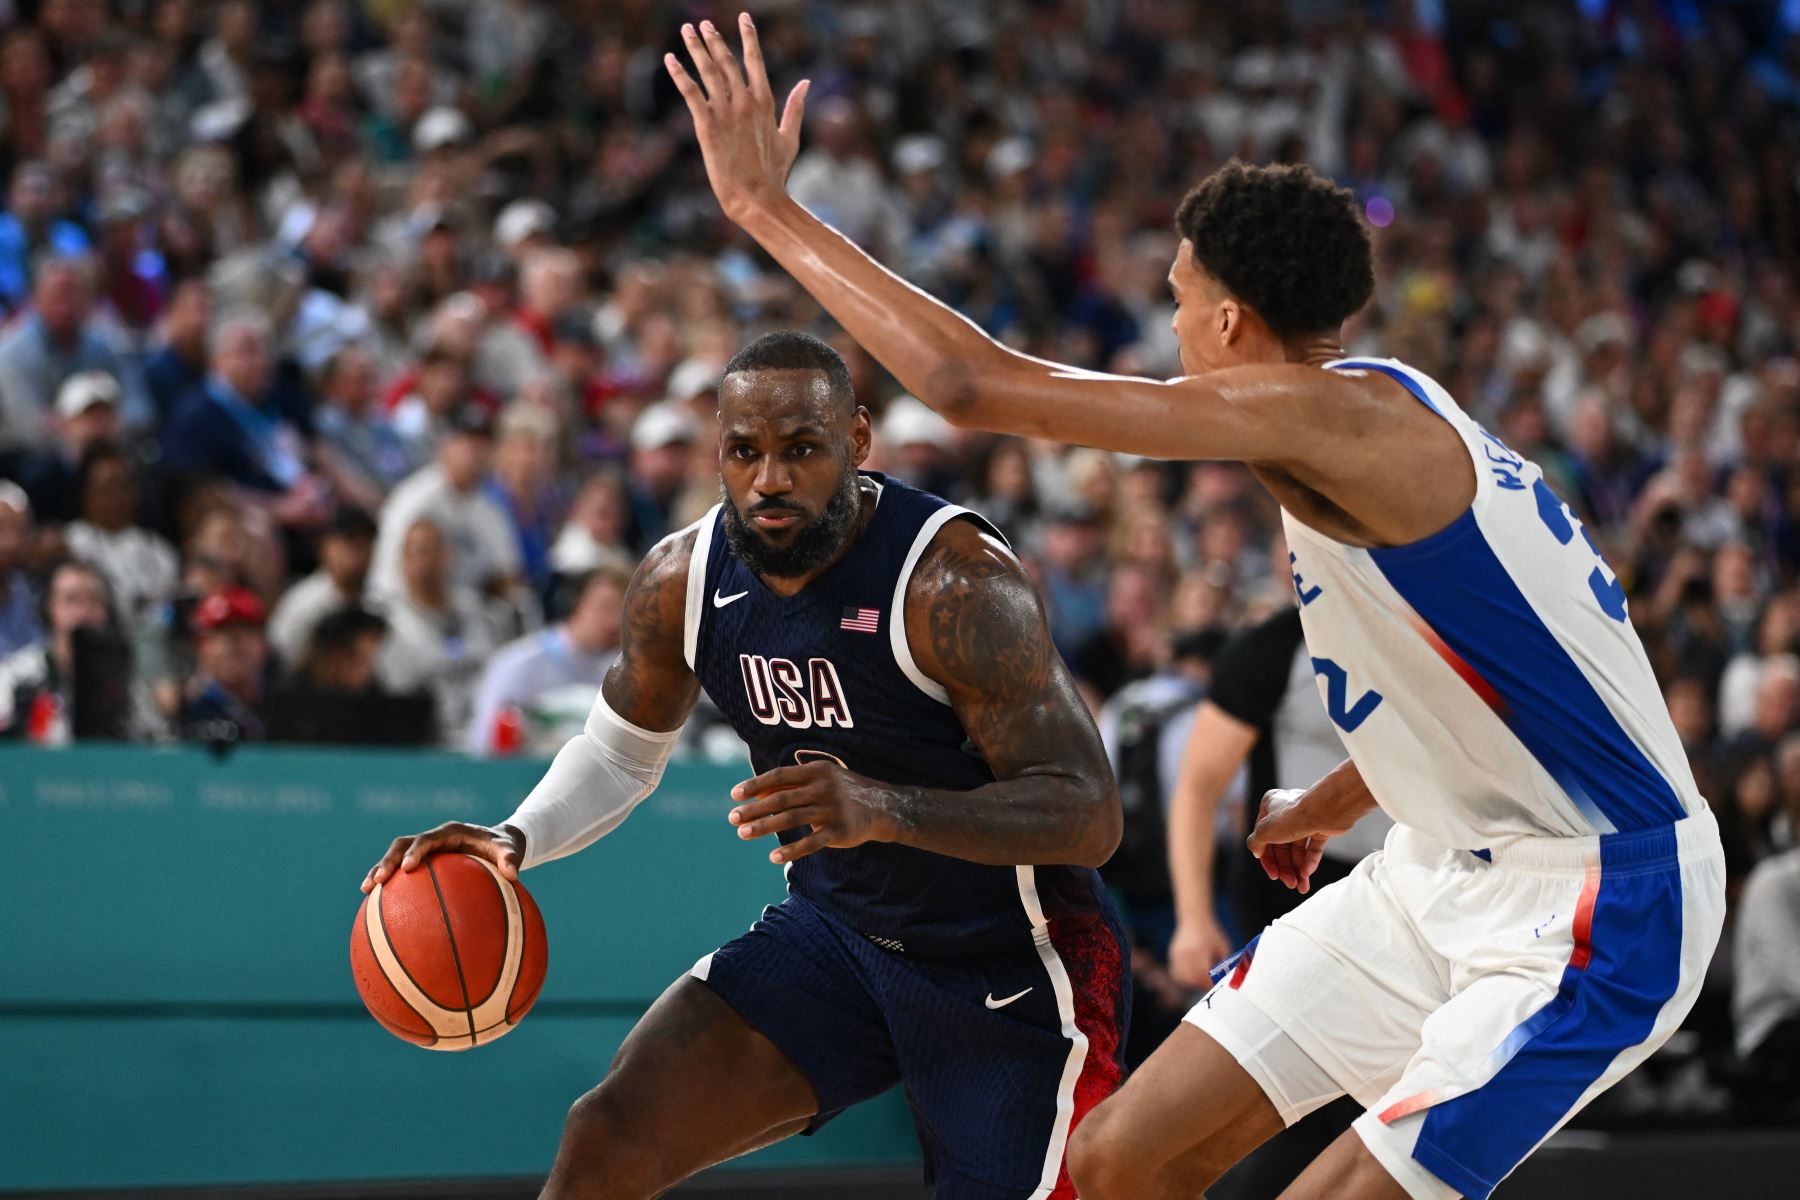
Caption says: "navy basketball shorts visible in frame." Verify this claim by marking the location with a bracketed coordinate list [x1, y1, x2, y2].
[692, 893, 1131, 1199]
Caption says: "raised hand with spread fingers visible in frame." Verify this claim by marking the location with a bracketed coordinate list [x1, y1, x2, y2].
[665, 14, 811, 225]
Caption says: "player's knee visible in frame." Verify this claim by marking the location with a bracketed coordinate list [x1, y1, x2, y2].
[1067, 1102, 1138, 1198]
[1069, 1097, 1231, 1200]
[541, 1084, 658, 1199]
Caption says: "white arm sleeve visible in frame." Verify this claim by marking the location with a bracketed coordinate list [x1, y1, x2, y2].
[502, 691, 682, 870]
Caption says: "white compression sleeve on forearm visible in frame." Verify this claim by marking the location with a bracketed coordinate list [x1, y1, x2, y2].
[503, 693, 681, 870]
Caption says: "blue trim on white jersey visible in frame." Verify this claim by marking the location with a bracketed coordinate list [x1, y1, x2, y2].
[1370, 514, 1687, 833]
[1330, 359, 1445, 418]
[1410, 826, 1684, 1198]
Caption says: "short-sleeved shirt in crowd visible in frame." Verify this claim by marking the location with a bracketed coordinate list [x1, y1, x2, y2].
[463, 625, 615, 756]
[376, 584, 498, 745]
[64, 521, 179, 623]
[370, 464, 522, 598]
[265, 571, 360, 668]
[1735, 848, 1800, 1058]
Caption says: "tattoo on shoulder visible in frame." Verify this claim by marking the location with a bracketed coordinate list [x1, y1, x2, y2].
[605, 527, 698, 720]
[910, 523, 1054, 726]
[627, 527, 696, 641]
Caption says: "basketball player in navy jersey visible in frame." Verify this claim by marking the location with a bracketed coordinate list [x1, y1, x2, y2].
[667, 15, 1727, 1200]
[363, 330, 1129, 1198]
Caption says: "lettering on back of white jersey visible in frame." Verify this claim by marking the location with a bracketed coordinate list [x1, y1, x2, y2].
[739, 655, 855, 730]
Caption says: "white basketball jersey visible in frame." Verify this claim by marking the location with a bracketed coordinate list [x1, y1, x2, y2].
[1282, 358, 1702, 849]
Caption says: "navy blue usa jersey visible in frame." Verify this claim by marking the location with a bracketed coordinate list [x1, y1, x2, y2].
[684, 472, 1113, 956]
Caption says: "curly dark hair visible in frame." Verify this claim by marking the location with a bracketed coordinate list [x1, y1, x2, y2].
[1174, 161, 1374, 339]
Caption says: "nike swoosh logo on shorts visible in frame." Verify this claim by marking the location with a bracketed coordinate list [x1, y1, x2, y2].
[713, 589, 749, 608]
[985, 988, 1032, 1010]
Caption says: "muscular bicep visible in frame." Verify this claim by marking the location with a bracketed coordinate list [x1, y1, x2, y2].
[946, 354, 1353, 464]
[598, 529, 702, 733]
[903, 520, 1109, 785]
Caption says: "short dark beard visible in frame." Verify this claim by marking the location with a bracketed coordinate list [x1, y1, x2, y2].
[721, 468, 862, 579]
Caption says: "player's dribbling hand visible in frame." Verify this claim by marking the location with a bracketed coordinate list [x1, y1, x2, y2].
[664, 13, 811, 223]
[361, 822, 525, 894]
[1167, 915, 1237, 991]
[1246, 788, 1347, 894]
[727, 761, 895, 864]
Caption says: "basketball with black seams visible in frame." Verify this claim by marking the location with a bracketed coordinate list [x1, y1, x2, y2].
[350, 851, 548, 1050]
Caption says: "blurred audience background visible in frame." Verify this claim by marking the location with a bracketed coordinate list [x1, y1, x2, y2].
[2, 0, 1799, 1129]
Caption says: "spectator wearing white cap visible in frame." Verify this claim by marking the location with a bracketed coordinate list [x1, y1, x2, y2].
[874, 395, 958, 495]
[9, 369, 125, 524]
[665, 355, 724, 419]
[494, 199, 556, 263]
[626, 399, 700, 549]
[412, 105, 473, 157]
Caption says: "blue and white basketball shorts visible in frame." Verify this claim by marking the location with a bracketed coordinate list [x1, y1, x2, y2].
[1186, 808, 1725, 1200]
[692, 892, 1130, 1199]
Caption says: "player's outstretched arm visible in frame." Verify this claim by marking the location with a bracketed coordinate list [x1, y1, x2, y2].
[362, 530, 702, 891]
[727, 519, 1120, 868]
[665, 14, 1339, 465]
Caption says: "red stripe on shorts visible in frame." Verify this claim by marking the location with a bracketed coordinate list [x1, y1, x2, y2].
[1569, 860, 1602, 971]
[1047, 915, 1127, 1200]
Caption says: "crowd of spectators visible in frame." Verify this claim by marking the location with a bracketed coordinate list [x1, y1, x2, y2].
[1, 0, 1799, 1127]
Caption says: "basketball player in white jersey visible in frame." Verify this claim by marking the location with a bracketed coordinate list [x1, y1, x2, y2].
[666, 17, 1727, 1199]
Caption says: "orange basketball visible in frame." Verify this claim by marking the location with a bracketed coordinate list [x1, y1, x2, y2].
[350, 852, 548, 1050]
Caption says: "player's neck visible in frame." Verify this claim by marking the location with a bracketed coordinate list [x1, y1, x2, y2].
[1283, 332, 1348, 367]
[758, 477, 878, 599]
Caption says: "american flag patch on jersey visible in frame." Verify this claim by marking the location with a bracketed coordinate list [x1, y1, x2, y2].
[839, 607, 880, 632]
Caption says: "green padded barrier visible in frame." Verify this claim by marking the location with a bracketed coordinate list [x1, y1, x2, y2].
[0, 746, 921, 1190]
[0, 1016, 921, 1191]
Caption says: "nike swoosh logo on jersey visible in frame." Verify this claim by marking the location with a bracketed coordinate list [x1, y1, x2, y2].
[713, 589, 749, 608]
[985, 988, 1032, 1010]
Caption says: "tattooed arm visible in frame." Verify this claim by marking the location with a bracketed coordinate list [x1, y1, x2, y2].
[728, 518, 1121, 868]
[362, 529, 701, 887]
[596, 527, 703, 732]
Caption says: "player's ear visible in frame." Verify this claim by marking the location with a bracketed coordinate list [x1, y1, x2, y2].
[1217, 297, 1242, 347]
[849, 405, 873, 466]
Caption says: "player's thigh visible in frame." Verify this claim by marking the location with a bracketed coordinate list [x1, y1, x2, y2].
[1198, 862, 1448, 1117]
[543, 976, 818, 1198]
